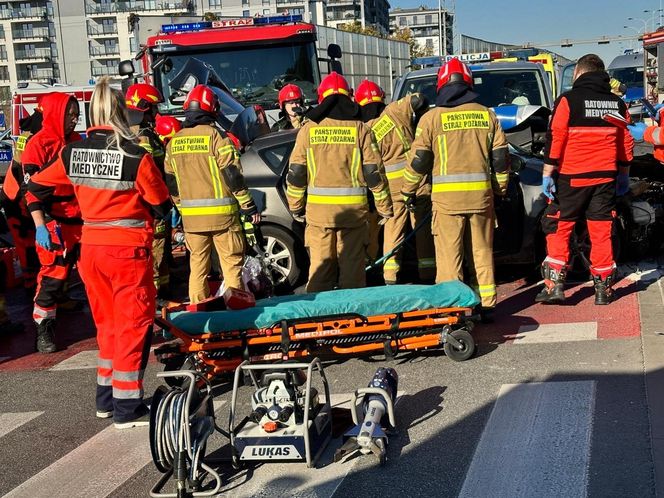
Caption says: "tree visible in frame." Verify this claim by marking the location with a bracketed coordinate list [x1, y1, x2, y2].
[337, 21, 383, 38]
[391, 27, 433, 59]
[203, 12, 219, 21]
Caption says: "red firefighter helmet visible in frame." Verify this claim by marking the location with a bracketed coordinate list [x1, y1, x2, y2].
[278, 84, 303, 108]
[436, 58, 474, 91]
[155, 115, 182, 143]
[317, 72, 350, 103]
[125, 83, 164, 111]
[354, 79, 385, 106]
[183, 84, 219, 114]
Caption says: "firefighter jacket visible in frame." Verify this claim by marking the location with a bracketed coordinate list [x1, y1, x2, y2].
[369, 95, 430, 198]
[402, 102, 509, 215]
[22, 93, 82, 224]
[27, 126, 171, 248]
[286, 117, 393, 227]
[543, 71, 634, 187]
[1, 130, 32, 203]
[132, 124, 166, 172]
[164, 123, 256, 233]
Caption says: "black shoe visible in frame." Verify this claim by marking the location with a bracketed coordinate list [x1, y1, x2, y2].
[535, 282, 565, 304]
[593, 274, 614, 305]
[479, 307, 495, 324]
[35, 320, 57, 353]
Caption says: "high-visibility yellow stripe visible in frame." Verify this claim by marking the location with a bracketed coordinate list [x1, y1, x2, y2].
[394, 125, 410, 153]
[432, 181, 491, 193]
[415, 127, 423, 137]
[437, 135, 448, 175]
[418, 258, 436, 268]
[218, 145, 239, 162]
[235, 192, 252, 205]
[306, 148, 317, 184]
[351, 148, 360, 188]
[476, 284, 496, 297]
[404, 169, 422, 183]
[386, 169, 405, 180]
[373, 188, 390, 201]
[208, 157, 223, 198]
[180, 204, 238, 216]
[287, 186, 306, 198]
[384, 258, 400, 270]
[139, 142, 154, 153]
[495, 173, 509, 182]
[307, 194, 367, 205]
[171, 159, 182, 192]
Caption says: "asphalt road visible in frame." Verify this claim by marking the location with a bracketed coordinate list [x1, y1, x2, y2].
[0, 261, 663, 498]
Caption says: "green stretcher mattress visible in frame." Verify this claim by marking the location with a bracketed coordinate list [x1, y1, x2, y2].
[170, 281, 479, 335]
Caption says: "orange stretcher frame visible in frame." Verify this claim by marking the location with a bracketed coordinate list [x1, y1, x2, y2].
[154, 306, 475, 382]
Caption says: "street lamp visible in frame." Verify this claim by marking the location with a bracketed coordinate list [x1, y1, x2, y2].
[644, 9, 663, 30]
[623, 25, 641, 50]
[628, 16, 649, 33]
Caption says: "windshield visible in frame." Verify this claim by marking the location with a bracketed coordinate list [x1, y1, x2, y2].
[608, 67, 644, 88]
[399, 69, 548, 108]
[560, 64, 575, 95]
[151, 42, 319, 109]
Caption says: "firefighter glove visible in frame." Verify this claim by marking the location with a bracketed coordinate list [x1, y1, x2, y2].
[292, 211, 305, 223]
[242, 217, 258, 247]
[541, 176, 556, 201]
[403, 192, 416, 212]
[627, 122, 646, 141]
[616, 173, 630, 196]
[35, 225, 53, 251]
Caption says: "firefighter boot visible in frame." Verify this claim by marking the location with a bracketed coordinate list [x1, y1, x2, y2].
[593, 273, 615, 305]
[535, 262, 566, 304]
[35, 319, 57, 353]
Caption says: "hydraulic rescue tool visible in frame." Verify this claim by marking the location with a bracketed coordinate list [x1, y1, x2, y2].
[334, 367, 398, 465]
[230, 359, 332, 468]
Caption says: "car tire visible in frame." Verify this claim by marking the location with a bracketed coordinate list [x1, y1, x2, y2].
[257, 224, 306, 294]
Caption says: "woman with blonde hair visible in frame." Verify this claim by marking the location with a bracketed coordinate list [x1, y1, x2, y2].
[27, 77, 172, 428]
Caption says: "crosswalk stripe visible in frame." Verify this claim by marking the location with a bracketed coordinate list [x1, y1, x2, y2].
[512, 321, 597, 344]
[0, 412, 43, 439]
[458, 381, 595, 498]
[3, 398, 227, 498]
[48, 350, 99, 371]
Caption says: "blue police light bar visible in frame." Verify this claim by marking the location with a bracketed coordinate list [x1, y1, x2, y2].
[412, 56, 443, 67]
[254, 14, 303, 24]
[161, 21, 211, 33]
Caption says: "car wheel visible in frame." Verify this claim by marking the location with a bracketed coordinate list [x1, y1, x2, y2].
[257, 225, 304, 293]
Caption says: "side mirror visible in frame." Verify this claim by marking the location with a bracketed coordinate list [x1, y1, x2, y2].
[330, 60, 343, 75]
[118, 60, 135, 77]
[327, 43, 342, 60]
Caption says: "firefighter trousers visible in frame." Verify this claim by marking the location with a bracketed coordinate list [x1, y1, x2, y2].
[432, 210, 496, 308]
[3, 198, 38, 292]
[305, 223, 368, 293]
[383, 194, 436, 283]
[185, 224, 245, 303]
[541, 178, 615, 278]
[33, 221, 81, 325]
[78, 244, 154, 423]
[152, 219, 170, 293]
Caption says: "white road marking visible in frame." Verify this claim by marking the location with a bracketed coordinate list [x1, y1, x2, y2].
[459, 381, 595, 498]
[513, 321, 597, 344]
[48, 350, 99, 371]
[0, 412, 43, 439]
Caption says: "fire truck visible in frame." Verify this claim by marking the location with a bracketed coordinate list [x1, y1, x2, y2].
[132, 15, 409, 123]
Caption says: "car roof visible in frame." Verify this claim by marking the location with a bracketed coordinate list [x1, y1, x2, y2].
[248, 128, 298, 150]
[608, 53, 643, 70]
[399, 61, 546, 80]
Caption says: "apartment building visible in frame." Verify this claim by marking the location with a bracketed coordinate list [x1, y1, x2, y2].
[389, 6, 454, 57]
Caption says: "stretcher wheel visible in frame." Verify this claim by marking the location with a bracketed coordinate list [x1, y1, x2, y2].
[443, 329, 475, 362]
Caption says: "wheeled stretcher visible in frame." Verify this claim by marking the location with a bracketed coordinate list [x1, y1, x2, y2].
[154, 281, 480, 381]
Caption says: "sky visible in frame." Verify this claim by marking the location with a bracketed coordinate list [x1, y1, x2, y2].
[391, 0, 663, 63]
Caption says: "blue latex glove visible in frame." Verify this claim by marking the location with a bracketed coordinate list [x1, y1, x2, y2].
[541, 175, 556, 201]
[170, 207, 181, 228]
[35, 225, 53, 251]
[627, 122, 647, 141]
[616, 173, 630, 196]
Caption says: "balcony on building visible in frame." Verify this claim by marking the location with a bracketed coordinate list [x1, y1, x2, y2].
[89, 45, 121, 59]
[0, 6, 49, 22]
[12, 27, 50, 42]
[87, 22, 119, 38]
[91, 65, 119, 77]
[14, 47, 51, 63]
[17, 67, 55, 83]
[85, 0, 197, 16]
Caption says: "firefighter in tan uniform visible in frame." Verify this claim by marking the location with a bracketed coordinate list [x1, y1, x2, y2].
[356, 79, 435, 284]
[286, 72, 393, 292]
[164, 85, 258, 303]
[401, 59, 510, 314]
[125, 83, 171, 297]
